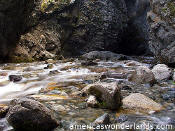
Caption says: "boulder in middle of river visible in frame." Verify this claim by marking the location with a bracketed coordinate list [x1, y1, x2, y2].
[128, 66, 155, 84]
[152, 64, 172, 81]
[82, 82, 122, 110]
[122, 93, 163, 113]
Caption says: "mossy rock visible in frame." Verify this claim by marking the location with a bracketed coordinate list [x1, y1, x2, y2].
[40, 0, 72, 12]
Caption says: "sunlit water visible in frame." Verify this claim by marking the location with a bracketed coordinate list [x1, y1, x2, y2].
[0, 61, 97, 103]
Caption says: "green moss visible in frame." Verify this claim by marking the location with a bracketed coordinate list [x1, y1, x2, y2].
[167, 2, 175, 17]
[162, 7, 168, 13]
[172, 81, 175, 85]
[41, 0, 52, 12]
[40, 0, 71, 12]
[97, 101, 107, 108]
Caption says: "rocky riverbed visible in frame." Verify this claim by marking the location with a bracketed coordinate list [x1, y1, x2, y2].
[0, 53, 175, 131]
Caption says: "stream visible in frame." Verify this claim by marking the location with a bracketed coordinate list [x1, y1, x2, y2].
[0, 58, 175, 131]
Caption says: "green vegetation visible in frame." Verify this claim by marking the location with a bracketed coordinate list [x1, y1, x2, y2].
[41, 0, 53, 12]
[167, 2, 175, 17]
[40, 0, 71, 12]
[98, 101, 107, 108]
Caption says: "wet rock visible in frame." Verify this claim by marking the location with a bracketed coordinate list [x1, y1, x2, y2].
[81, 60, 98, 66]
[162, 91, 175, 101]
[100, 72, 127, 80]
[0, 105, 9, 118]
[47, 90, 61, 95]
[45, 59, 55, 64]
[115, 114, 128, 123]
[49, 70, 60, 75]
[89, 67, 109, 73]
[67, 86, 79, 92]
[60, 92, 68, 96]
[0, 72, 8, 76]
[128, 66, 155, 84]
[93, 113, 110, 125]
[6, 98, 59, 131]
[125, 61, 144, 67]
[44, 64, 53, 69]
[23, 67, 37, 71]
[72, 91, 82, 96]
[9, 75, 22, 82]
[82, 51, 132, 61]
[123, 93, 163, 113]
[171, 84, 175, 89]
[82, 82, 122, 110]
[152, 64, 172, 81]
[77, 102, 87, 109]
[51, 105, 69, 112]
[121, 85, 132, 91]
[87, 95, 98, 108]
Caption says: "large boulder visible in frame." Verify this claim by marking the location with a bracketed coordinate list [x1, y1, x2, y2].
[6, 98, 59, 131]
[128, 66, 155, 84]
[82, 82, 122, 110]
[148, 0, 175, 64]
[123, 93, 163, 113]
[152, 64, 172, 81]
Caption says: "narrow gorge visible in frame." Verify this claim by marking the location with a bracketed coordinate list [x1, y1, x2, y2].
[0, 0, 175, 131]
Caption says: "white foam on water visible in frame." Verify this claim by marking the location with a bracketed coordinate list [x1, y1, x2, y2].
[0, 62, 97, 104]
[0, 118, 13, 131]
[0, 82, 25, 98]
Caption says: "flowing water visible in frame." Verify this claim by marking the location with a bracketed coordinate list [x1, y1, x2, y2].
[0, 59, 174, 130]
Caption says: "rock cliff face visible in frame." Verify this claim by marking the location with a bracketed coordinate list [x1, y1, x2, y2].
[0, 0, 151, 62]
[148, 0, 175, 64]
[62, 0, 128, 56]
[122, 0, 150, 55]
[0, 0, 36, 61]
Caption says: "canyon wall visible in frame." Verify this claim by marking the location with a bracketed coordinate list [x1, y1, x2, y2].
[0, 0, 151, 62]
